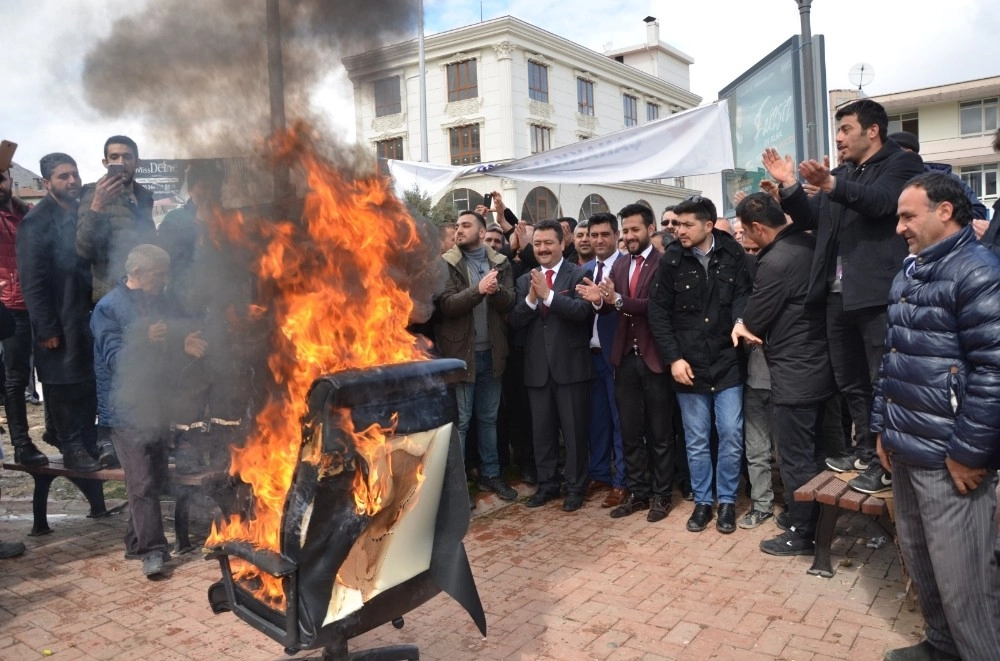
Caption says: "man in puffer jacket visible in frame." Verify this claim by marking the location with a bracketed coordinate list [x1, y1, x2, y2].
[873, 172, 1000, 661]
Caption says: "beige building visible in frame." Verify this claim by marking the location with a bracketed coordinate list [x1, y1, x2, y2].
[832, 76, 1000, 214]
[342, 15, 703, 222]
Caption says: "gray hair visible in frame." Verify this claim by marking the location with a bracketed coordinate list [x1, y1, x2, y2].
[125, 244, 170, 275]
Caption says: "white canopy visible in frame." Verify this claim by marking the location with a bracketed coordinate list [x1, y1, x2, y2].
[388, 100, 734, 199]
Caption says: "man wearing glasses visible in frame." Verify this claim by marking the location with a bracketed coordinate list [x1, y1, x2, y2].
[660, 205, 679, 243]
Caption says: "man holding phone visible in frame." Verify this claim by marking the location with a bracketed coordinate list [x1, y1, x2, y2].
[77, 135, 156, 468]
[77, 135, 156, 303]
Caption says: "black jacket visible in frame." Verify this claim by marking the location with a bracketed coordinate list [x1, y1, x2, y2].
[871, 225, 1000, 470]
[16, 195, 95, 384]
[648, 229, 751, 393]
[780, 139, 924, 311]
[742, 227, 833, 405]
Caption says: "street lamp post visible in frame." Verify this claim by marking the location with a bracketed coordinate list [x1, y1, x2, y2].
[797, 0, 819, 161]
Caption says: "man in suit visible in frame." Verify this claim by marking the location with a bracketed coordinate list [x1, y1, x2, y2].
[578, 213, 625, 507]
[579, 204, 674, 522]
[510, 219, 595, 512]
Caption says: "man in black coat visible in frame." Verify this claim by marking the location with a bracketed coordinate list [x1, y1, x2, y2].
[16, 153, 101, 472]
[762, 99, 924, 495]
[510, 219, 594, 512]
[733, 193, 835, 555]
[648, 195, 751, 535]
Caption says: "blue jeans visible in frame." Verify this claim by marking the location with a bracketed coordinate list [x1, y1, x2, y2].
[676, 386, 744, 505]
[456, 349, 502, 478]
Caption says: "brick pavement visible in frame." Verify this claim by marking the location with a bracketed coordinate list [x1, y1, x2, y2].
[0, 485, 924, 660]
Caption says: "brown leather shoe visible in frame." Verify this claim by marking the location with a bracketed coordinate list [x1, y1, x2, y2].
[601, 487, 628, 508]
[587, 480, 611, 498]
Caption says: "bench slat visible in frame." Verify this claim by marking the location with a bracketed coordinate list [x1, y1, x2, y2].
[860, 495, 889, 516]
[837, 488, 868, 512]
[815, 476, 850, 506]
[794, 471, 837, 502]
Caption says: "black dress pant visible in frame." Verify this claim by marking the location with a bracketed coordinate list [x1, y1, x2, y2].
[615, 353, 674, 499]
[2, 310, 33, 447]
[528, 376, 590, 495]
[826, 294, 887, 460]
[112, 427, 169, 557]
[41, 381, 97, 453]
[772, 401, 825, 534]
[501, 345, 535, 473]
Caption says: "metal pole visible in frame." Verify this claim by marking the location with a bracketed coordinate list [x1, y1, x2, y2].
[418, 0, 429, 162]
[797, 0, 819, 161]
[266, 0, 290, 195]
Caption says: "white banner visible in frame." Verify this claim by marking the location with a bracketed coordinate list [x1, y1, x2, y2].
[388, 100, 734, 199]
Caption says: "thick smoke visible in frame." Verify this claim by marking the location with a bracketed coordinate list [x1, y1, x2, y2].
[81, 0, 417, 157]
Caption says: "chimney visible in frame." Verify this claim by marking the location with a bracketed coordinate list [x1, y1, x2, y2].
[644, 16, 659, 47]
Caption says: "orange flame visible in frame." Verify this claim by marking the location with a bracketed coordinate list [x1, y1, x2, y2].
[206, 127, 431, 609]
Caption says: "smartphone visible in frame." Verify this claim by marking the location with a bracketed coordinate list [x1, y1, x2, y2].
[484, 193, 493, 209]
[0, 140, 16, 171]
[107, 163, 125, 178]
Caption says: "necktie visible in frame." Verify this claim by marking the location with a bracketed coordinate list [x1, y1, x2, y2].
[542, 268, 556, 317]
[595, 261, 604, 286]
[629, 255, 644, 296]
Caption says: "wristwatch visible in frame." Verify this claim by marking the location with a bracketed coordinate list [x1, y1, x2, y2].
[614, 295, 624, 311]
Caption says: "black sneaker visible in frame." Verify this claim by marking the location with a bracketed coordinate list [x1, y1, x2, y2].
[849, 463, 892, 495]
[760, 530, 815, 556]
[825, 454, 869, 473]
[63, 445, 101, 472]
[478, 475, 518, 501]
[775, 510, 791, 531]
[13, 442, 49, 467]
[738, 508, 774, 530]
[98, 442, 120, 469]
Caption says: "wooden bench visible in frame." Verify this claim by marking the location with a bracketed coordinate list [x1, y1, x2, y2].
[1, 456, 223, 553]
[794, 470, 893, 578]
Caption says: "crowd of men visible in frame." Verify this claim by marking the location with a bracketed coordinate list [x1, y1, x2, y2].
[2, 98, 998, 659]
[0, 136, 222, 579]
[429, 100, 1000, 661]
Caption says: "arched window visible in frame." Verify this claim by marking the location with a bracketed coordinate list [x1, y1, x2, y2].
[521, 187, 561, 225]
[578, 193, 610, 221]
[449, 187, 482, 214]
[635, 199, 653, 211]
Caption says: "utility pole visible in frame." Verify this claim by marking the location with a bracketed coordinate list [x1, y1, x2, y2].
[266, 0, 290, 195]
[797, 0, 819, 161]
[418, 0, 429, 162]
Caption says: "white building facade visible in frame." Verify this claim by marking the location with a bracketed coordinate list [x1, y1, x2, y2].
[342, 16, 703, 223]
[832, 76, 1000, 215]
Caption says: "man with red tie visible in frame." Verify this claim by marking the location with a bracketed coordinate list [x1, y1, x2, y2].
[510, 219, 595, 512]
[579, 204, 674, 522]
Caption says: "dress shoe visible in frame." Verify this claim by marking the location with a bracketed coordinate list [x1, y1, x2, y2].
[587, 480, 611, 498]
[609, 494, 648, 518]
[716, 503, 737, 534]
[601, 487, 628, 508]
[526, 488, 560, 508]
[646, 496, 672, 523]
[519, 465, 538, 485]
[562, 493, 585, 512]
[13, 442, 49, 467]
[686, 503, 713, 532]
[142, 552, 168, 580]
[479, 475, 518, 501]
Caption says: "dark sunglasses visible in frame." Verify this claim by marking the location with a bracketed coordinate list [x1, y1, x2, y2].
[683, 195, 706, 204]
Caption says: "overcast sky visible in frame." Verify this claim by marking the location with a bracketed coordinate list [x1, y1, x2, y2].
[3, 0, 998, 184]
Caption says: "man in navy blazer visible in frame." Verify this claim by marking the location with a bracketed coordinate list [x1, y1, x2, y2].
[510, 219, 595, 512]
[578, 213, 626, 508]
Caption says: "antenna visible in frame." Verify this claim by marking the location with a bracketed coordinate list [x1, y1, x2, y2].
[848, 63, 875, 95]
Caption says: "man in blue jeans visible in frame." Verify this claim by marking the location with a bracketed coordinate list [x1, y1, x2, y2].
[436, 210, 517, 502]
[649, 196, 751, 534]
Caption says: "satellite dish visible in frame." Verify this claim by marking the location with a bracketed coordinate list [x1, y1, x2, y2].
[848, 63, 875, 92]
[603, 41, 614, 52]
